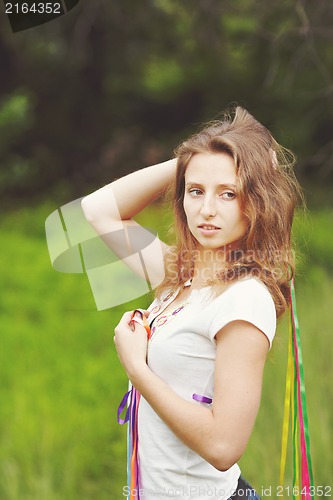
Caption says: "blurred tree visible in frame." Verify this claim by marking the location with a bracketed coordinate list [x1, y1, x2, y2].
[0, 0, 332, 207]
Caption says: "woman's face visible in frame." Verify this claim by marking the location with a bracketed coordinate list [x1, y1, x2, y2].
[183, 152, 247, 253]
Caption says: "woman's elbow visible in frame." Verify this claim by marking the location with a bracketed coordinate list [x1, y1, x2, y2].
[208, 443, 242, 472]
[81, 191, 120, 227]
[81, 195, 106, 227]
[213, 458, 239, 473]
[81, 196, 95, 222]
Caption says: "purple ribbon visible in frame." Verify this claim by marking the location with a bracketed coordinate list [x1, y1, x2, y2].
[192, 393, 212, 404]
[117, 389, 132, 424]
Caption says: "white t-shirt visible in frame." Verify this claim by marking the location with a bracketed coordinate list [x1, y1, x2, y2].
[137, 277, 276, 500]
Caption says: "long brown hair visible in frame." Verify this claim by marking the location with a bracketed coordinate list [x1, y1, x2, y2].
[156, 106, 304, 318]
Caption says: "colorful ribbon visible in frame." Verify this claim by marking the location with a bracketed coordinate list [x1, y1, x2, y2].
[117, 310, 151, 500]
[192, 393, 213, 404]
[279, 278, 314, 499]
[131, 309, 151, 339]
[118, 386, 141, 500]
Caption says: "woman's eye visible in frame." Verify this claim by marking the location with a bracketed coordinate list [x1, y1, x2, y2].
[189, 188, 203, 196]
[221, 191, 236, 200]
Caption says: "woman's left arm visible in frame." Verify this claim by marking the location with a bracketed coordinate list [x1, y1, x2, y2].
[114, 312, 269, 471]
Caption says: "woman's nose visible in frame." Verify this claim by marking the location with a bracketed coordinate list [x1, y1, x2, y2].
[200, 196, 217, 218]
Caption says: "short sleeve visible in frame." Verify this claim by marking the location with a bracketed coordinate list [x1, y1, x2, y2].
[207, 278, 277, 350]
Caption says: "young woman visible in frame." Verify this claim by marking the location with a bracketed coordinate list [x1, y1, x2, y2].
[81, 107, 302, 499]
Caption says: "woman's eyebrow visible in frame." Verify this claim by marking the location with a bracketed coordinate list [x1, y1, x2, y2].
[185, 182, 237, 189]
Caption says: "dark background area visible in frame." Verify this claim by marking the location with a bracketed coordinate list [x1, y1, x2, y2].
[1, 0, 333, 209]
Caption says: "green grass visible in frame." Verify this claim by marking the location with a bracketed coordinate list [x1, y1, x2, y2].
[1, 203, 332, 499]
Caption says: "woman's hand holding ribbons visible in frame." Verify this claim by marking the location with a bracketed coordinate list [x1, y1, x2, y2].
[114, 310, 150, 383]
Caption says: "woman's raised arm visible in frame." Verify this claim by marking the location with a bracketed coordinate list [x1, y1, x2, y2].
[81, 158, 177, 224]
[81, 158, 177, 282]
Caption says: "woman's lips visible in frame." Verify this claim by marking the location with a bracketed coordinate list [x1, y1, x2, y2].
[198, 224, 221, 235]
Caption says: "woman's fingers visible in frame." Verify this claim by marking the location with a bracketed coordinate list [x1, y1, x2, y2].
[114, 311, 134, 334]
[121, 310, 135, 323]
[113, 309, 149, 380]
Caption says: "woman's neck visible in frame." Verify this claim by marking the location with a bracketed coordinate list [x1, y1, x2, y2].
[190, 241, 243, 288]
[190, 262, 226, 289]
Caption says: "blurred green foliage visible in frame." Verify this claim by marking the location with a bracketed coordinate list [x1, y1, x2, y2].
[0, 0, 333, 206]
[293, 209, 333, 273]
[0, 92, 31, 131]
[0, 204, 332, 499]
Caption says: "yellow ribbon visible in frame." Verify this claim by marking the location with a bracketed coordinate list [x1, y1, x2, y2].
[279, 322, 293, 486]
